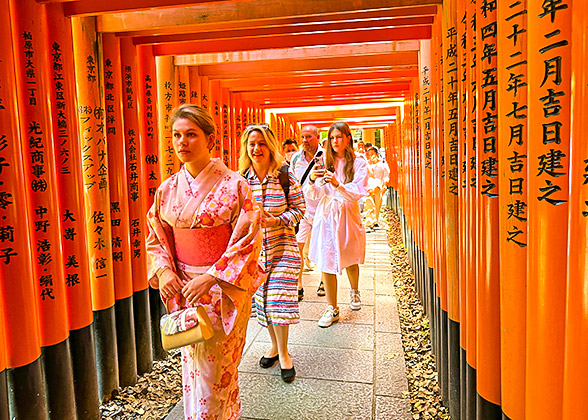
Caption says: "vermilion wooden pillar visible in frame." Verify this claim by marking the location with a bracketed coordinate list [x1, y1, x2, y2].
[233, 94, 243, 171]
[413, 83, 425, 311]
[434, 13, 450, 408]
[526, 0, 571, 418]
[221, 87, 231, 168]
[10, 1, 76, 418]
[270, 113, 278, 134]
[210, 80, 222, 159]
[402, 95, 411, 271]
[201, 75, 210, 112]
[242, 100, 250, 130]
[137, 44, 166, 361]
[563, 1, 588, 418]
[475, 1, 501, 417]
[416, 83, 426, 312]
[442, 1, 461, 417]
[102, 33, 138, 389]
[175, 65, 189, 107]
[0, 3, 45, 417]
[0, 289, 7, 420]
[71, 15, 119, 402]
[456, 2, 468, 416]
[497, 1, 528, 419]
[189, 66, 201, 107]
[120, 37, 153, 376]
[137, 45, 161, 208]
[410, 85, 421, 297]
[465, 1, 478, 417]
[251, 103, 258, 124]
[44, 4, 100, 419]
[430, 20, 442, 374]
[419, 38, 435, 359]
[229, 92, 238, 169]
[156, 55, 176, 181]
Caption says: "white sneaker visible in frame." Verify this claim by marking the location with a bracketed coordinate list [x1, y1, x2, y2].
[349, 290, 362, 311]
[318, 305, 340, 328]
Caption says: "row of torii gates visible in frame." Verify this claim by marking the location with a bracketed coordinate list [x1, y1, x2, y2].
[0, 1, 587, 420]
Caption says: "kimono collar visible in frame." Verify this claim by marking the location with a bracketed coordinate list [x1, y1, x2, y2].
[183, 158, 225, 194]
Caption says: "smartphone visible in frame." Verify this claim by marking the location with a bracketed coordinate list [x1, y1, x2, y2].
[315, 156, 325, 170]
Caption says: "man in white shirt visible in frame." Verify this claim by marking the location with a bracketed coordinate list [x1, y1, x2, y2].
[290, 125, 325, 299]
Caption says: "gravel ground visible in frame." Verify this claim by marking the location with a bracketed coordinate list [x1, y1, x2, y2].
[384, 208, 450, 420]
[100, 350, 182, 420]
[101, 207, 449, 420]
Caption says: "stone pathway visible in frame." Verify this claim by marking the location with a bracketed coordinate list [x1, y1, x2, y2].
[166, 225, 411, 420]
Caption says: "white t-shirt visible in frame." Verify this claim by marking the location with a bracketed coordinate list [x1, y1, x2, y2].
[290, 146, 325, 219]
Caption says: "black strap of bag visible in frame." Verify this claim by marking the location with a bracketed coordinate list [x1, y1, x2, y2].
[299, 161, 315, 187]
[298, 149, 323, 186]
[244, 163, 298, 233]
[243, 164, 291, 204]
[278, 163, 290, 204]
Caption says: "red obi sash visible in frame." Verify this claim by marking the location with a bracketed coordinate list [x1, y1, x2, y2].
[173, 224, 232, 266]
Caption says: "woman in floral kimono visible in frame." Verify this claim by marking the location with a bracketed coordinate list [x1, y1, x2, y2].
[239, 124, 305, 383]
[146, 104, 264, 420]
[305, 121, 368, 328]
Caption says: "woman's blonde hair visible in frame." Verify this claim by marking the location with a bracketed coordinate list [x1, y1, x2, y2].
[238, 124, 284, 175]
[170, 104, 217, 150]
[325, 121, 356, 183]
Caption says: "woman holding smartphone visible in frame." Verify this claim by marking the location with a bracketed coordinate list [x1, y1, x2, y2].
[304, 121, 368, 327]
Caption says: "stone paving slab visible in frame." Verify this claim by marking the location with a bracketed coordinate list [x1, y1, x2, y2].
[254, 320, 374, 351]
[299, 301, 374, 325]
[375, 274, 396, 296]
[375, 295, 401, 334]
[244, 320, 263, 353]
[240, 342, 374, 384]
[300, 271, 376, 291]
[375, 396, 412, 420]
[296, 288, 376, 307]
[240, 373, 374, 420]
[374, 332, 409, 398]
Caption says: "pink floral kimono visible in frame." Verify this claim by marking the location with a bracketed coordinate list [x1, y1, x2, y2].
[146, 158, 264, 420]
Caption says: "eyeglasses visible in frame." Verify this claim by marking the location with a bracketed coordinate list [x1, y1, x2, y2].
[246, 123, 275, 135]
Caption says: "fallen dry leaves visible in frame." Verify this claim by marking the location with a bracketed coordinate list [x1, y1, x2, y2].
[385, 208, 450, 420]
[100, 350, 182, 420]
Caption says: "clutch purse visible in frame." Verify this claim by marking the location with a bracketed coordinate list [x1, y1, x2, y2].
[160, 306, 215, 351]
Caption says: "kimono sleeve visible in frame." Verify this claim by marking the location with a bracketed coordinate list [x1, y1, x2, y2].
[145, 187, 177, 286]
[206, 179, 264, 296]
[278, 172, 306, 227]
[335, 157, 369, 202]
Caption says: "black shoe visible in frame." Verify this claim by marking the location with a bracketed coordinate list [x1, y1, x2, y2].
[259, 354, 279, 369]
[298, 288, 304, 302]
[281, 365, 296, 383]
[317, 281, 325, 296]
[373, 223, 379, 228]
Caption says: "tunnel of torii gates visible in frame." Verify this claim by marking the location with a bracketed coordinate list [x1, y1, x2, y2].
[0, 0, 588, 420]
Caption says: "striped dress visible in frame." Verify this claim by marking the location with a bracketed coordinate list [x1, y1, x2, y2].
[245, 168, 305, 326]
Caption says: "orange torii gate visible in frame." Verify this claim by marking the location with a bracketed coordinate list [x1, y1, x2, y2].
[3, 1, 588, 420]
